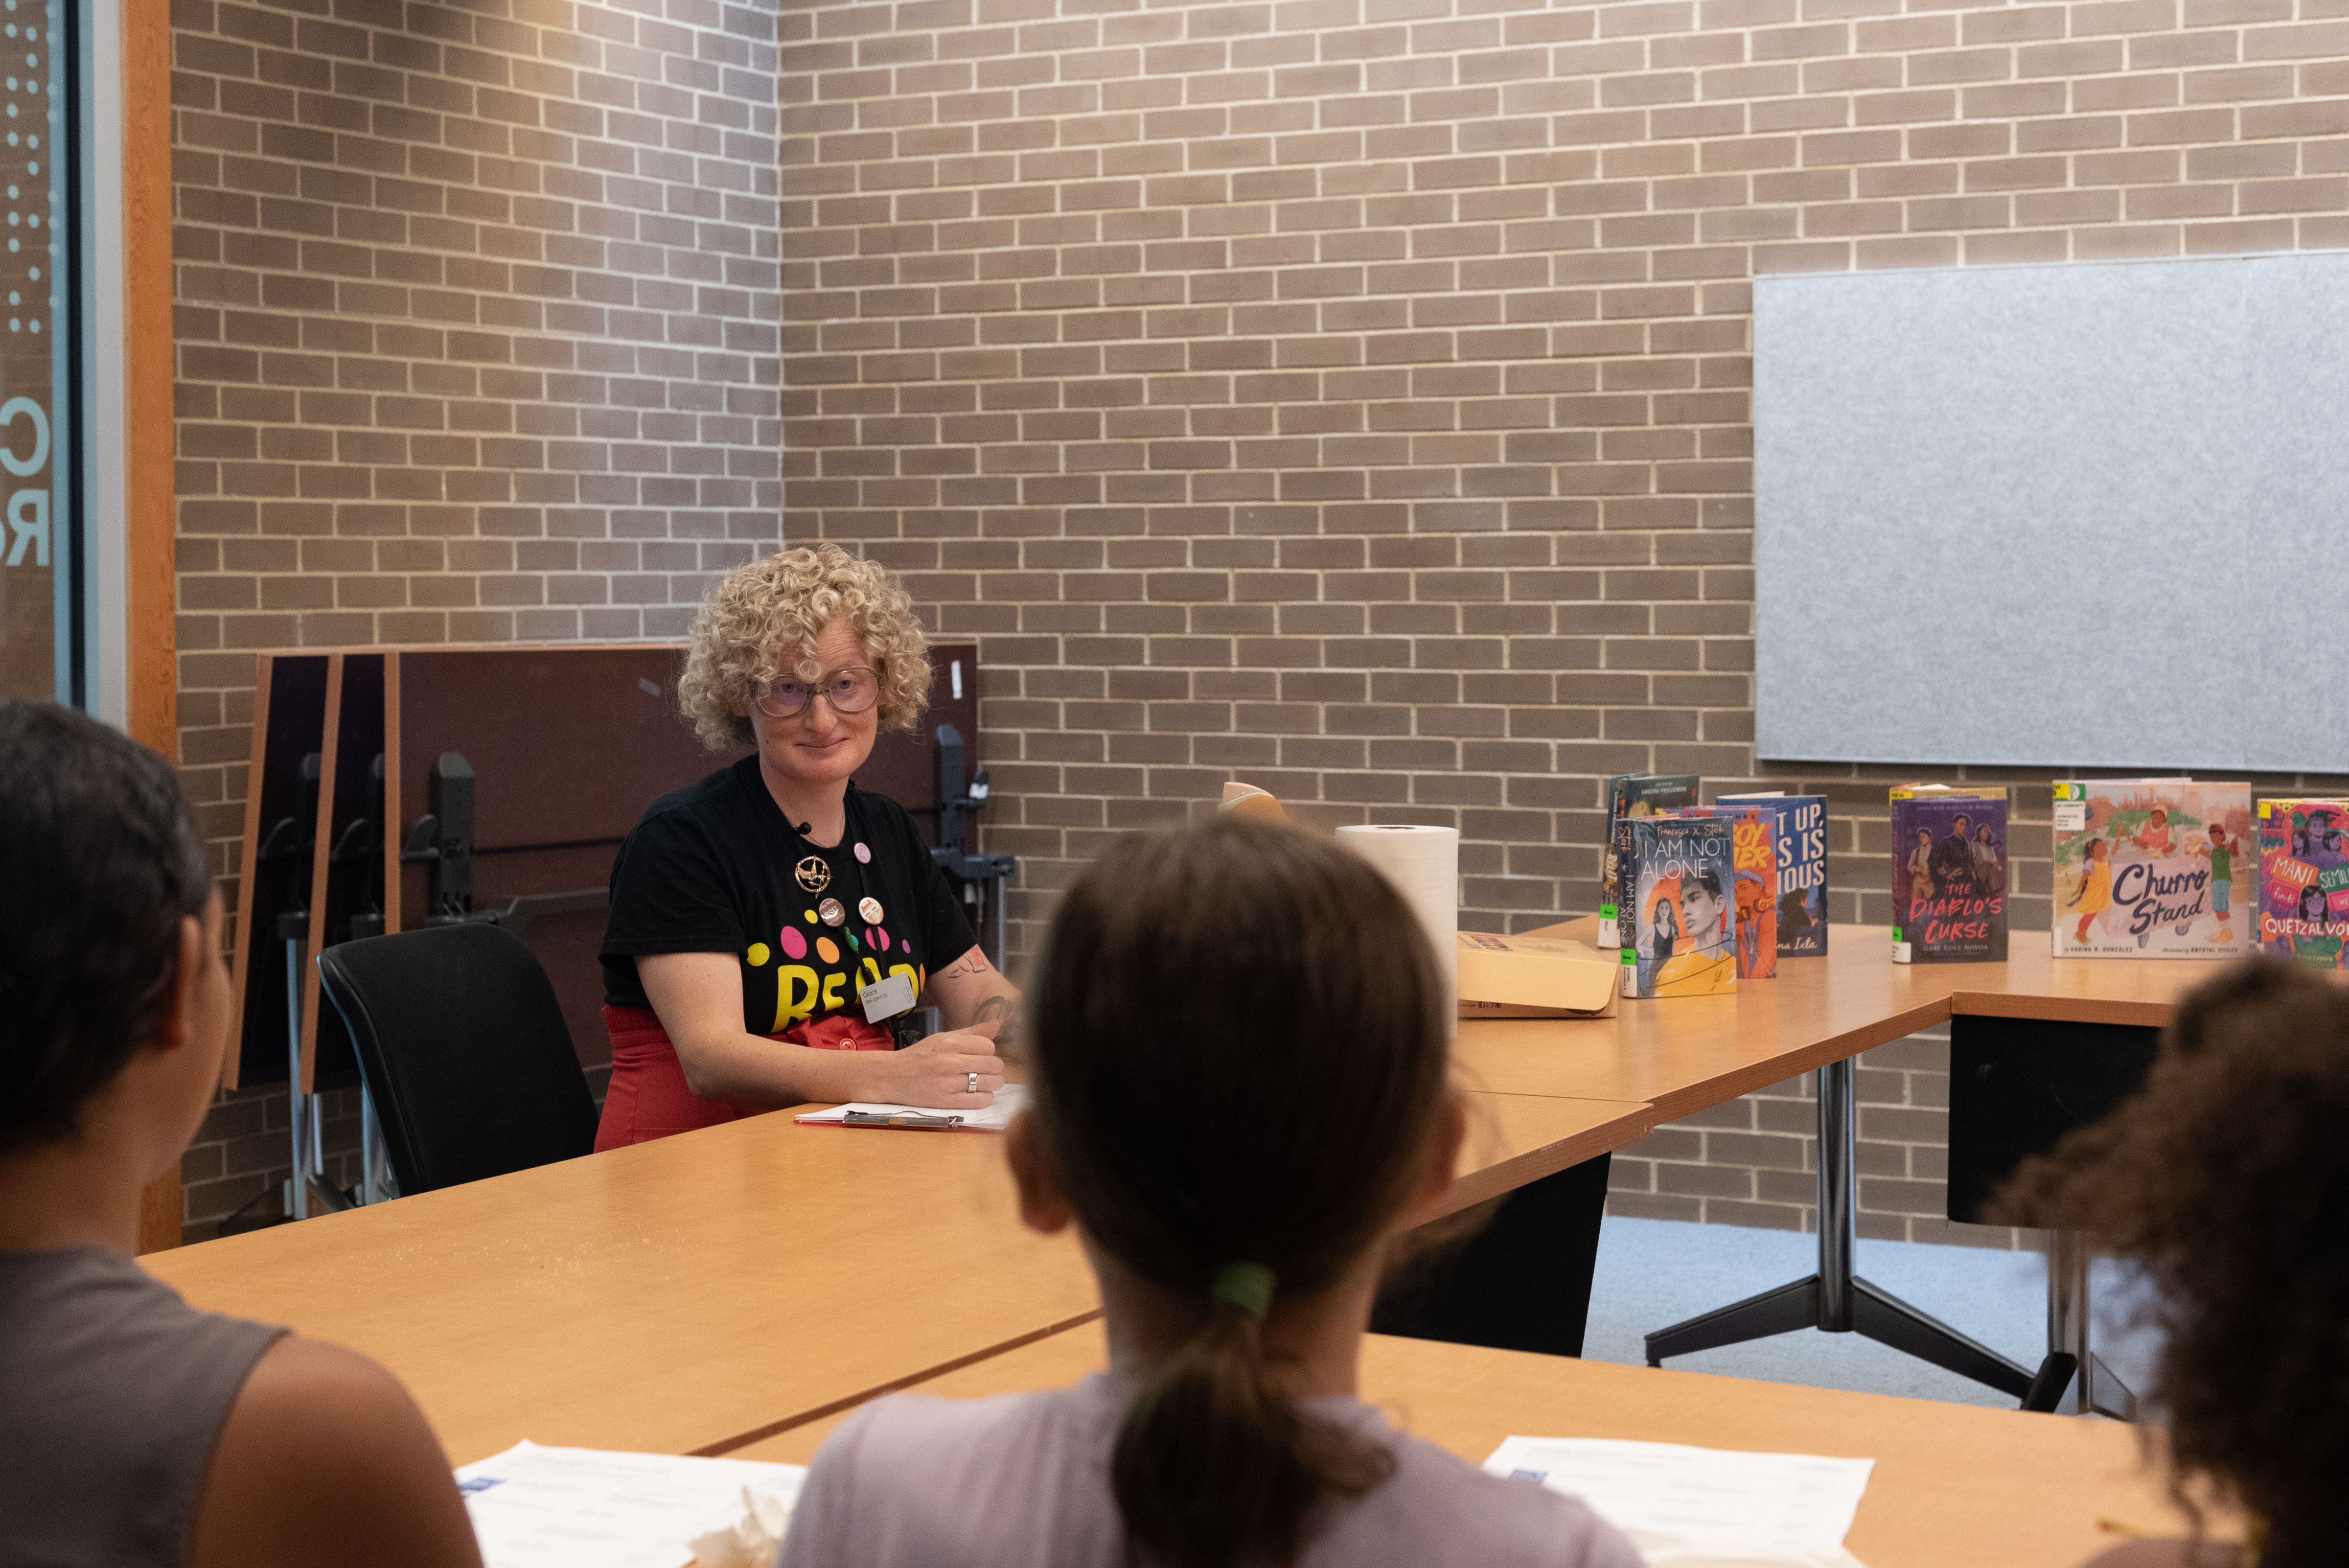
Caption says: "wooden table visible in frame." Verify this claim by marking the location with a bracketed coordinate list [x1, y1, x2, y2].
[726, 1322, 2220, 1568]
[1452, 924, 2216, 1117]
[147, 1088, 1648, 1466]
[147, 925, 2224, 1469]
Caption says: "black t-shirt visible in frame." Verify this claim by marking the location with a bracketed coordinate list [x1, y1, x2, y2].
[600, 757, 977, 1035]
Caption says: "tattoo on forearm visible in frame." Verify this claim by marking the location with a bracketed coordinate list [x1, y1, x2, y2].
[938, 952, 988, 982]
[973, 992, 1021, 1045]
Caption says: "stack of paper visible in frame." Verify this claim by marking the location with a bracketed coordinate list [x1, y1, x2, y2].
[1482, 1435, 1876, 1568]
[455, 1441, 807, 1568]
[794, 1081, 1027, 1132]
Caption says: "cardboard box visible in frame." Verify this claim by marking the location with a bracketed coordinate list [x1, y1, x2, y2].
[1456, 930, 1619, 1020]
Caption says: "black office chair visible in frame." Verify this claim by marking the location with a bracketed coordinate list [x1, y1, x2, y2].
[317, 923, 600, 1197]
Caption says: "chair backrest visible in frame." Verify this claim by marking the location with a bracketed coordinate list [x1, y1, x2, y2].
[318, 922, 600, 1196]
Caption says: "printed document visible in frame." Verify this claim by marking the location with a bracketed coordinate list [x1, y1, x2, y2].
[1483, 1434, 1874, 1568]
[455, 1440, 806, 1568]
[795, 1081, 1026, 1132]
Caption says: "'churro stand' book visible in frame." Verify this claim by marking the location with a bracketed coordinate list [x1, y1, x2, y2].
[2051, 779, 2251, 958]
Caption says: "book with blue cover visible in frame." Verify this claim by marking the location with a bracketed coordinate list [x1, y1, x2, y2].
[1616, 815, 1737, 999]
[1598, 772, 1700, 950]
[1716, 792, 1829, 958]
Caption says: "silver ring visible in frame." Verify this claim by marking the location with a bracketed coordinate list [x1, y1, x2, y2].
[967, 1072, 978, 1094]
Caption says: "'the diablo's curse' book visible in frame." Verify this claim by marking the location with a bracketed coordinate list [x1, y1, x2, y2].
[1617, 815, 1737, 999]
[1889, 784, 2007, 964]
[1597, 773, 1699, 950]
[2051, 779, 2252, 958]
[2257, 798, 2349, 970]
[1716, 792, 1830, 958]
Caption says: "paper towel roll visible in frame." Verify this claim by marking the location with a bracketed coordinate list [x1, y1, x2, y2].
[1337, 823, 1459, 1027]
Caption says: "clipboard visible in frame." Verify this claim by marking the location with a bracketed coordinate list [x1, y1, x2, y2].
[794, 1083, 1026, 1133]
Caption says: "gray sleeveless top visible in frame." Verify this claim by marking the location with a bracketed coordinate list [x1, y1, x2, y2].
[0, 1246, 285, 1568]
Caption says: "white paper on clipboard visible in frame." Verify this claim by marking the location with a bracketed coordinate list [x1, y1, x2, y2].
[454, 1440, 806, 1568]
[794, 1081, 1026, 1132]
[1483, 1434, 1875, 1567]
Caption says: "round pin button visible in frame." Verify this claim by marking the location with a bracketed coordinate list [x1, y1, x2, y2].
[859, 896, 884, 924]
[818, 897, 846, 926]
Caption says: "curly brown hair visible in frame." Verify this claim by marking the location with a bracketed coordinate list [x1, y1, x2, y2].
[677, 545, 932, 750]
[1996, 958, 2349, 1565]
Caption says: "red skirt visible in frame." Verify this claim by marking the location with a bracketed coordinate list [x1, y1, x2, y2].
[593, 1004, 896, 1152]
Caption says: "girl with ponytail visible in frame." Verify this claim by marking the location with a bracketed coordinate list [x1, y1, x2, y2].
[780, 816, 1638, 1568]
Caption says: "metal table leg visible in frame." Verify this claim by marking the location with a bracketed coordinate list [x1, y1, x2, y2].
[2048, 1230, 2139, 1419]
[284, 936, 312, 1221]
[1644, 1056, 2036, 1400]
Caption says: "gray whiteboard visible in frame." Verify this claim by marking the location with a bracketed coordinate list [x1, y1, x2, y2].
[1754, 252, 2349, 773]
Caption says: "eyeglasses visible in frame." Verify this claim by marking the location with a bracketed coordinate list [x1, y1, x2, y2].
[756, 665, 878, 718]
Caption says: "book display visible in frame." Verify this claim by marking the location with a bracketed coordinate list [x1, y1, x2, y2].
[1889, 784, 2008, 964]
[1669, 804, 1778, 980]
[1617, 815, 1737, 999]
[1597, 773, 1699, 951]
[2051, 780, 2251, 958]
[2256, 798, 2349, 968]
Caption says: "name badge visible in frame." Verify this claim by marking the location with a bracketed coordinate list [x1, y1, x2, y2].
[860, 970, 917, 1023]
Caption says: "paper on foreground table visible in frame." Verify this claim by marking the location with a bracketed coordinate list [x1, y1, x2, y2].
[454, 1440, 806, 1568]
[1483, 1435, 1874, 1568]
[795, 1080, 1027, 1132]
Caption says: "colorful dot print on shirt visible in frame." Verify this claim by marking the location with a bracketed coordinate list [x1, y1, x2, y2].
[815, 936, 839, 965]
[747, 943, 770, 967]
[779, 925, 807, 962]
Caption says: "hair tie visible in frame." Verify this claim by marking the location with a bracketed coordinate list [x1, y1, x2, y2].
[1209, 1261, 1276, 1320]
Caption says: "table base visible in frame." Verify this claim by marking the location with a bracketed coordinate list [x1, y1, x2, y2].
[1643, 1059, 2037, 1402]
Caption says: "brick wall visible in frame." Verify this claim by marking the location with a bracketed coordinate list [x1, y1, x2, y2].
[778, 0, 2349, 1247]
[168, 0, 781, 1239]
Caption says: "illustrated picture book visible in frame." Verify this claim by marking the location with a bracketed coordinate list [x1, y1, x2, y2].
[1617, 815, 1737, 999]
[2051, 779, 2252, 958]
[1669, 805, 1777, 980]
[2257, 798, 2349, 969]
[1889, 784, 2007, 964]
[1715, 792, 1829, 958]
[1597, 773, 1699, 950]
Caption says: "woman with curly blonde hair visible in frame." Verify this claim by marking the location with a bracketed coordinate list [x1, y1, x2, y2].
[594, 546, 1018, 1149]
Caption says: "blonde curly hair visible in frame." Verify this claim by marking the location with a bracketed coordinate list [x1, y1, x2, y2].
[678, 545, 932, 750]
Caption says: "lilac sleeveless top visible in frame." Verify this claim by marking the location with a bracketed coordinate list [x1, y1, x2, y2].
[0, 1246, 284, 1568]
[779, 1372, 1643, 1568]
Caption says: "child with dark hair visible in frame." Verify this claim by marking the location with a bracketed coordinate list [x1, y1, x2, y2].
[2066, 836, 2114, 944]
[2203, 825, 2233, 941]
[779, 816, 1638, 1568]
[2000, 959, 2349, 1568]
[0, 703, 481, 1568]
